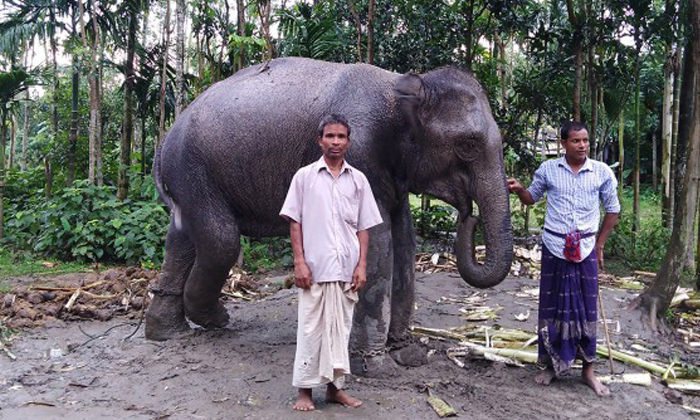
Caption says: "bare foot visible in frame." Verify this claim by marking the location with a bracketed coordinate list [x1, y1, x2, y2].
[535, 366, 556, 386]
[326, 384, 362, 408]
[582, 363, 610, 397]
[293, 388, 315, 411]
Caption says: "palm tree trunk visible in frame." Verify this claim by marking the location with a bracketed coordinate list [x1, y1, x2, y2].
[675, 40, 695, 218]
[618, 113, 624, 201]
[80, 0, 102, 186]
[637, 2, 700, 324]
[67, 55, 79, 185]
[118, 5, 138, 201]
[175, 0, 186, 117]
[588, 46, 598, 157]
[348, 0, 362, 63]
[257, 0, 274, 60]
[633, 48, 642, 246]
[566, 0, 583, 122]
[662, 46, 675, 225]
[236, 0, 246, 70]
[96, 14, 104, 187]
[158, 0, 172, 153]
[498, 34, 507, 111]
[0, 108, 5, 239]
[9, 116, 16, 169]
[652, 130, 658, 192]
[367, 0, 375, 64]
[670, 47, 682, 226]
[22, 90, 29, 171]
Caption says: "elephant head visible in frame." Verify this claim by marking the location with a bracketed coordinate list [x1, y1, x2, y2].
[397, 68, 513, 288]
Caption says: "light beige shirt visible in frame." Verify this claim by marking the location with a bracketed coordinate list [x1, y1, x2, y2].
[280, 157, 383, 283]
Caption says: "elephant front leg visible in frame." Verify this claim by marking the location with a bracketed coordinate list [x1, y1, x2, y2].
[145, 222, 195, 341]
[349, 219, 399, 377]
[387, 198, 428, 367]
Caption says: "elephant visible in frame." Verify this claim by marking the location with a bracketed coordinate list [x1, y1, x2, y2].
[145, 56, 514, 375]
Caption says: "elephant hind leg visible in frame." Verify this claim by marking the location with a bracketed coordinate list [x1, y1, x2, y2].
[145, 222, 196, 341]
[183, 214, 241, 329]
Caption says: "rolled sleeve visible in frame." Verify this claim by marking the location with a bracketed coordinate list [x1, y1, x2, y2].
[280, 171, 303, 223]
[527, 163, 548, 202]
[600, 166, 621, 213]
[356, 176, 383, 231]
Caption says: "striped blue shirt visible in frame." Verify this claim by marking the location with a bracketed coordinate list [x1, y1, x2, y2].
[527, 157, 621, 260]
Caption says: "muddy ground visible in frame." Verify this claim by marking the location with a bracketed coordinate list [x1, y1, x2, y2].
[1, 268, 700, 420]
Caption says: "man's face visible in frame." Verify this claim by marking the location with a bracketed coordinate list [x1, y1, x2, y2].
[318, 123, 350, 161]
[561, 128, 589, 163]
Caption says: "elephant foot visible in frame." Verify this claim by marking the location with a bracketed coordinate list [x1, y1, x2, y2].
[185, 299, 230, 329]
[145, 296, 191, 341]
[389, 343, 429, 367]
[350, 352, 399, 378]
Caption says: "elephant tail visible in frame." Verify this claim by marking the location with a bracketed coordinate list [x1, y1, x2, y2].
[153, 140, 183, 231]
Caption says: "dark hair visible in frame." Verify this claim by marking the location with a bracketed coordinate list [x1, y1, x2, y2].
[317, 114, 351, 137]
[560, 121, 588, 140]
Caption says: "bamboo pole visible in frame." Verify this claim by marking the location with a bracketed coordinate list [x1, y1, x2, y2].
[598, 288, 615, 374]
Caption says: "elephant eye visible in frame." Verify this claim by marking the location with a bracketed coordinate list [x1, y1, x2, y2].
[455, 136, 479, 162]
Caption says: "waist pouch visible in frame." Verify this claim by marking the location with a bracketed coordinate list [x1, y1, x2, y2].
[544, 228, 596, 263]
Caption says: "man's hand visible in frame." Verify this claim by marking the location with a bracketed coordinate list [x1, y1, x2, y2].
[507, 178, 523, 194]
[595, 245, 605, 270]
[507, 178, 535, 205]
[294, 261, 313, 289]
[351, 264, 366, 292]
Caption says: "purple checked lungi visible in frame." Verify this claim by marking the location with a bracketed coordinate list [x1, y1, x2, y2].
[538, 244, 598, 374]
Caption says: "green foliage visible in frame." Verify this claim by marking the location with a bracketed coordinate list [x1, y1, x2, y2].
[240, 236, 293, 273]
[607, 188, 670, 272]
[3, 180, 169, 266]
[509, 196, 546, 234]
[411, 201, 457, 240]
[277, 1, 345, 60]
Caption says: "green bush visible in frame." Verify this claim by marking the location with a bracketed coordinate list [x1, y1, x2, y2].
[411, 202, 457, 240]
[3, 180, 169, 266]
[509, 196, 546, 234]
[241, 236, 293, 273]
[607, 209, 670, 272]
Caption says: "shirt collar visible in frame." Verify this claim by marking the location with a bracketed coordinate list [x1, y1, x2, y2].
[316, 156, 352, 174]
[557, 156, 593, 173]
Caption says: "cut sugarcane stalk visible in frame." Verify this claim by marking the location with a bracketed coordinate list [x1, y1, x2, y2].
[596, 347, 669, 376]
[449, 342, 538, 364]
[671, 293, 691, 307]
[682, 299, 700, 310]
[665, 379, 700, 394]
[598, 373, 652, 386]
[483, 351, 524, 367]
[426, 389, 457, 418]
[411, 326, 466, 341]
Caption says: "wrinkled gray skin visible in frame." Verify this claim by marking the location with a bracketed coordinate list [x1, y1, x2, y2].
[146, 57, 513, 375]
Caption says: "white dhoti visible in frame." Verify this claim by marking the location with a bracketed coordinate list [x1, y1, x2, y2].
[292, 281, 358, 389]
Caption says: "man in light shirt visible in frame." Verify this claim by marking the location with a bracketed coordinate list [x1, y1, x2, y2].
[508, 121, 620, 397]
[280, 114, 382, 411]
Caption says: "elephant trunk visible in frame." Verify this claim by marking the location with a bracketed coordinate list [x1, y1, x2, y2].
[455, 178, 514, 288]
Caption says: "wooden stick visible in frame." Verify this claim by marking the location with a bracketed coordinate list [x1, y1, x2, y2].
[598, 287, 615, 374]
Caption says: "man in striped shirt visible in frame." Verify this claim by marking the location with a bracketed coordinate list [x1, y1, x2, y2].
[508, 121, 620, 397]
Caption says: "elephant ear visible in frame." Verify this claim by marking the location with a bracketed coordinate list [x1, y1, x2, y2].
[396, 73, 427, 132]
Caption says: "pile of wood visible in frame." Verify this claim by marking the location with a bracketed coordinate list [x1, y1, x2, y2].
[0, 267, 266, 330]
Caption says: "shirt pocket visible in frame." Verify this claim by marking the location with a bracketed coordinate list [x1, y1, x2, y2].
[339, 191, 360, 229]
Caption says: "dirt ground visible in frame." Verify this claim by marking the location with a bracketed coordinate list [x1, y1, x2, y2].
[2, 267, 700, 420]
